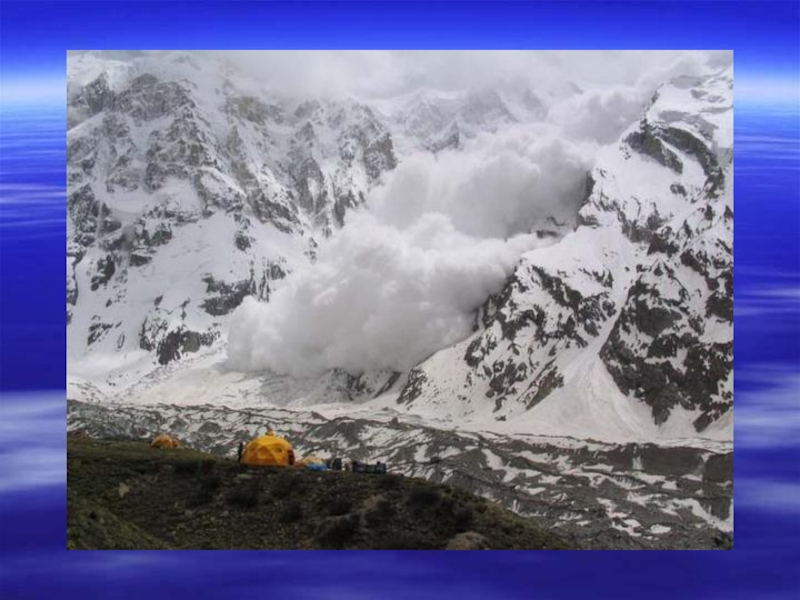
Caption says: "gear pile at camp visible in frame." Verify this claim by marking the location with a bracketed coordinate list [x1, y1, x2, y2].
[151, 430, 388, 474]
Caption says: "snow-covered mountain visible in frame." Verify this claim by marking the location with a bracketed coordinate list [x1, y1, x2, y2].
[67, 52, 733, 547]
[394, 70, 734, 442]
[67, 52, 399, 372]
[68, 52, 732, 443]
[67, 51, 551, 374]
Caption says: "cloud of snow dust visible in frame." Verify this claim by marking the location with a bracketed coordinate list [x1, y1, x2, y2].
[226, 125, 598, 376]
[227, 214, 549, 377]
[221, 50, 730, 377]
[370, 128, 596, 238]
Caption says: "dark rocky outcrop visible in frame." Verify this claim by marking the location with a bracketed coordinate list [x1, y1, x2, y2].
[156, 327, 217, 365]
[625, 119, 683, 173]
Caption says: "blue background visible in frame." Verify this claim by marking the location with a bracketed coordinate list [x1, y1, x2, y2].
[1, 1, 798, 598]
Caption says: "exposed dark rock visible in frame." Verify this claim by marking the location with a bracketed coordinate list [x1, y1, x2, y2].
[234, 231, 252, 251]
[249, 190, 300, 233]
[670, 183, 687, 196]
[114, 75, 194, 123]
[625, 119, 683, 174]
[68, 186, 122, 246]
[129, 253, 152, 267]
[603, 292, 732, 430]
[156, 328, 217, 365]
[88, 322, 113, 345]
[524, 367, 565, 409]
[90, 255, 116, 291]
[363, 133, 397, 180]
[398, 369, 428, 405]
[704, 453, 733, 484]
[73, 73, 114, 118]
[659, 126, 723, 193]
[201, 275, 257, 317]
[487, 361, 528, 404]
[139, 316, 167, 352]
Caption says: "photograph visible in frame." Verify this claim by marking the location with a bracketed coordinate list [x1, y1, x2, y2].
[65, 49, 734, 550]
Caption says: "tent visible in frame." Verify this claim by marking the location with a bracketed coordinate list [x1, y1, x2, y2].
[151, 433, 181, 449]
[240, 432, 295, 467]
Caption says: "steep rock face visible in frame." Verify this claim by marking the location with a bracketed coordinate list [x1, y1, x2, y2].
[393, 68, 733, 440]
[67, 54, 399, 368]
[598, 70, 733, 433]
[67, 53, 554, 374]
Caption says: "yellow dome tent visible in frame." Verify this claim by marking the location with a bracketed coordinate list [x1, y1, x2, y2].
[240, 432, 295, 467]
[151, 433, 181, 449]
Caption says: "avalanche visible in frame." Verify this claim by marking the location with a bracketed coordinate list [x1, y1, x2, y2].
[67, 51, 733, 448]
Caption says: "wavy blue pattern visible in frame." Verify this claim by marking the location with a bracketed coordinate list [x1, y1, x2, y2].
[0, 102, 66, 390]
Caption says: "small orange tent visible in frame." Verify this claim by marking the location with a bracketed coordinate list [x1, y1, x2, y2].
[240, 432, 295, 467]
[151, 433, 181, 449]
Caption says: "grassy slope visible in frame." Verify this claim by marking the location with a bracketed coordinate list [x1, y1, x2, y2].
[67, 438, 575, 550]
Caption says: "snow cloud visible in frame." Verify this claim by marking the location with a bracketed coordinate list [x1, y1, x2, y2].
[228, 215, 549, 376]
[215, 51, 730, 377]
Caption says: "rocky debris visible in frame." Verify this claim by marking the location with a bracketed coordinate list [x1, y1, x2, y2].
[67, 399, 733, 550]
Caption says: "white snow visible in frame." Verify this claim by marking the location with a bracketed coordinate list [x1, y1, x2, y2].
[67, 51, 732, 460]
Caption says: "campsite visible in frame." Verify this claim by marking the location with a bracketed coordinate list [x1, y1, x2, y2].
[67, 434, 574, 550]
